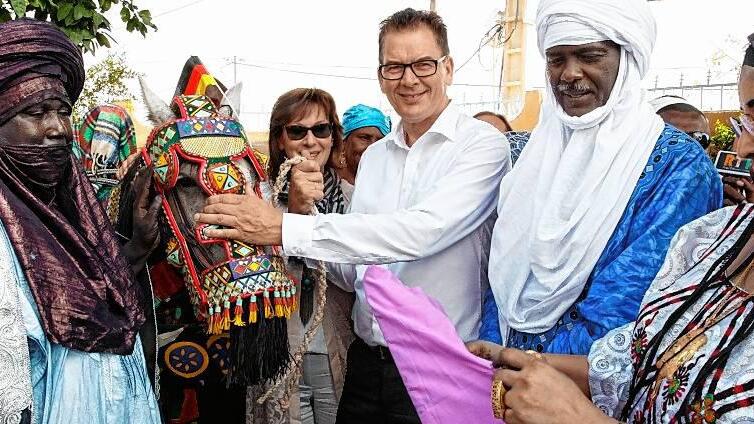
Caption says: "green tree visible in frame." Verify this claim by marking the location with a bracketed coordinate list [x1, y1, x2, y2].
[73, 52, 141, 122]
[0, 0, 156, 54]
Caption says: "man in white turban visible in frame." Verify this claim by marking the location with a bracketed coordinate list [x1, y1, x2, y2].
[477, 0, 722, 356]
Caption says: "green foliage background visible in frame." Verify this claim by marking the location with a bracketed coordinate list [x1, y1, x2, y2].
[0, 0, 156, 53]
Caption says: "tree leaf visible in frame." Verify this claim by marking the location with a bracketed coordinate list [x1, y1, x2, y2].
[137, 8, 150, 25]
[95, 32, 110, 48]
[56, 1, 72, 20]
[10, 0, 28, 18]
[73, 3, 84, 19]
[92, 12, 102, 27]
[119, 5, 128, 21]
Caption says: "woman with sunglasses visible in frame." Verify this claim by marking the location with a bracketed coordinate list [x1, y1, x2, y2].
[264, 88, 355, 424]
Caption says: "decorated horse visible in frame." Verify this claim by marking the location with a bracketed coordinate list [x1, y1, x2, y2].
[117, 60, 295, 423]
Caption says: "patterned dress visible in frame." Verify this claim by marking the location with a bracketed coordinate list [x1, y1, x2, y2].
[590, 205, 754, 423]
[480, 125, 723, 354]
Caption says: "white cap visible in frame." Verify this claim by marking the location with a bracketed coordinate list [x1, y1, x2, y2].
[649, 95, 695, 114]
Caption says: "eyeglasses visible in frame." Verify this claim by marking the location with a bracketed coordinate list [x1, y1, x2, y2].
[378, 56, 448, 81]
[284, 123, 333, 140]
[687, 131, 710, 148]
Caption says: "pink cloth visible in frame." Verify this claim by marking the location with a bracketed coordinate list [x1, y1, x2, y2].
[363, 265, 502, 424]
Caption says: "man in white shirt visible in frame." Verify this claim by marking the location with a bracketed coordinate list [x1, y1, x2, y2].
[195, 8, 508, 423]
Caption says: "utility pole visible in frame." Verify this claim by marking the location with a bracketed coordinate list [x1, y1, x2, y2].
[233, 55, 238, 85]
[430, 0, 436, 11]
[499, 0, 528, 117]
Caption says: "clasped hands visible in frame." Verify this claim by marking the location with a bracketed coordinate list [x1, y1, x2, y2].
[466, 341, 610, 424]
[193, 159, 325, 246]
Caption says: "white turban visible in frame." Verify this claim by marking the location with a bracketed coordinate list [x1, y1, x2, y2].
[537, 0, 656, 76]
[489, 0, 666, 339]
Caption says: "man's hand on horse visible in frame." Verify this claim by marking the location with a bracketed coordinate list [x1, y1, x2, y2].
[194, 183, 283, 245]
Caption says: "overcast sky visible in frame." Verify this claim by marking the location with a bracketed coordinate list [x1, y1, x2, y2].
[92, 0, 754, 130]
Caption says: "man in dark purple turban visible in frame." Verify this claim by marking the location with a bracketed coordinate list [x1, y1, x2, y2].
[0, 19, 160, 424]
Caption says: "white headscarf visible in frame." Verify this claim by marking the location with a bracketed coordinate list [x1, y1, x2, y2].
[649, 95, 695, 113]
[489, 0, 665, 339]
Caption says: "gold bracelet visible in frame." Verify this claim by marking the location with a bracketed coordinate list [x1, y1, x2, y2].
[491, 378, 507, 419]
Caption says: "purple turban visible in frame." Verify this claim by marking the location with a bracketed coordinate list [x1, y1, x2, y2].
[0, 18, 84, 125]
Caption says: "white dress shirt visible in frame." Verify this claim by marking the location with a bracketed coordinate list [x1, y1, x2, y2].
[283, 104, 510, 346]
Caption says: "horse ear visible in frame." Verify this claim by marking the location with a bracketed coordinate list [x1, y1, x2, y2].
[139, 76, 174, 125]
[220, 81, 242, 117]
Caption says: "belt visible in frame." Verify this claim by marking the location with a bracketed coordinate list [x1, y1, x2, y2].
[360, 339, 393, 361]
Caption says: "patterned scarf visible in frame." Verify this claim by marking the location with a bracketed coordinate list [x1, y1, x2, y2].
[277, 167, 346, 215]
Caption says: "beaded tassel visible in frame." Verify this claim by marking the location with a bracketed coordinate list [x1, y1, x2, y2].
[248, 295, 258, 324]
[207, 305, 215, 334]
[263, 290, 273, 318]
[222, 300, 231, 331]
[283, 289, 292, 319]
[290, 285, 298, 312]
[213, 305, 222, 334]
[232, 297, 245, 326]
[274, 289, 284, 318]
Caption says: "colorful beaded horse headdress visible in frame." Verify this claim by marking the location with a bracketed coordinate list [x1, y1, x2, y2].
[143, 94, 296, 385]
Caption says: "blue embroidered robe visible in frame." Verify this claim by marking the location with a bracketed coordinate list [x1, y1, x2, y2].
[479, 125, 723, 354]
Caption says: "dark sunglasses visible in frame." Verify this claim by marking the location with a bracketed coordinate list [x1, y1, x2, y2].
[285, 123, 333, 140]
[687, 131, 710, 148]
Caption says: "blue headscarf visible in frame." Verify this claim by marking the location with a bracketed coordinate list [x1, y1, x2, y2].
[342, 104, 391, 139]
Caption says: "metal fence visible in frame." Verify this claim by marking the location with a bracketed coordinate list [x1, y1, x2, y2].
[647, 82, 739, 112]
[452, 81, 741, 119]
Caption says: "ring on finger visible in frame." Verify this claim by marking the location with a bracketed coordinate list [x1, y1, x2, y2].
[491, 378, 507, 419]
[524, 350, 544, 360]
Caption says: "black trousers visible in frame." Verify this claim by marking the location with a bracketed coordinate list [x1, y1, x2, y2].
[336, 338, 421, 424]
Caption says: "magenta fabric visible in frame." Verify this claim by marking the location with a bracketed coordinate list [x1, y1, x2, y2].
[363, 265, 502, 424]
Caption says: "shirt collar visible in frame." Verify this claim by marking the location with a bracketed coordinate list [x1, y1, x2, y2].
[385, 102, 459, 149]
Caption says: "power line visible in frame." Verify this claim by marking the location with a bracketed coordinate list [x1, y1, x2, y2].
[153, 0, 209, 18]
[456, 23, 505, 72]
[234, 61, 503, 88]
[236, 62, 374, 80]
